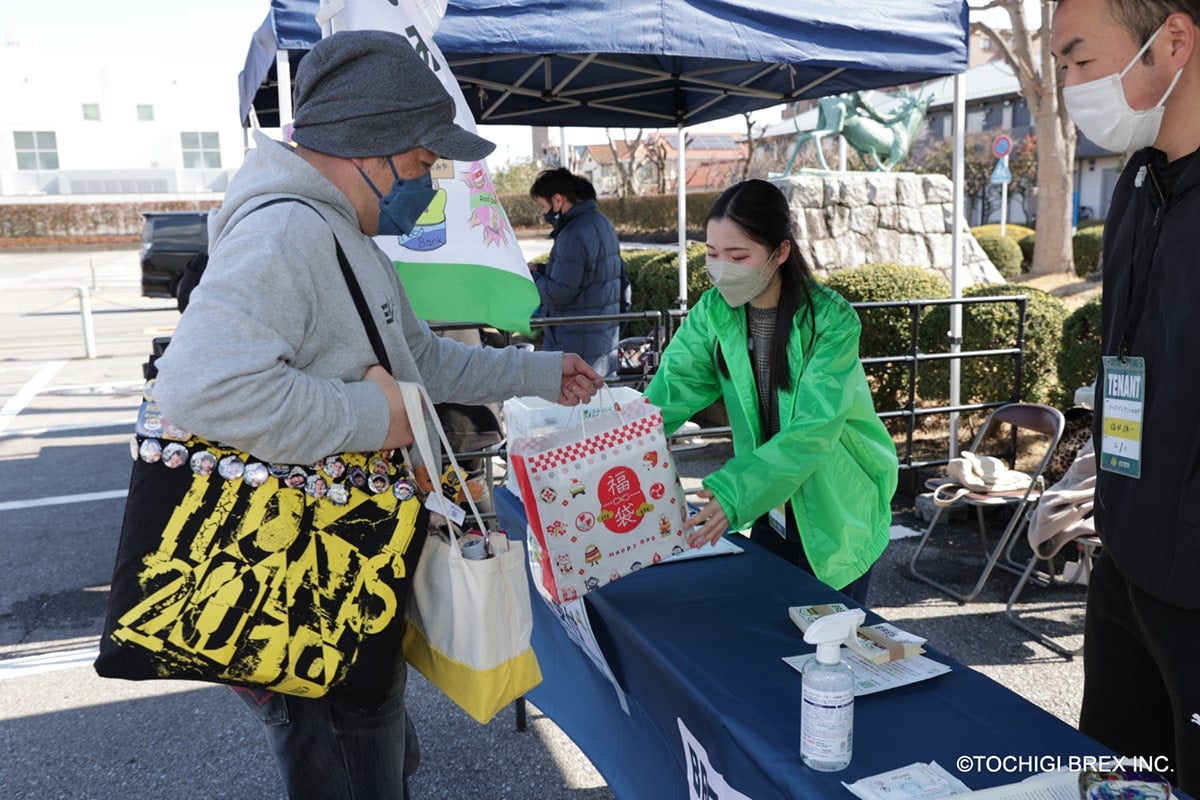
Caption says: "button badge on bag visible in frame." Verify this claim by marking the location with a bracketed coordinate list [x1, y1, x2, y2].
[218, 455, 245, 481]
[305, 474, 329, 498]
[162, 442, 188, 469]
[190, 451, 217, 476]
[327, 483, 349, 505]
[139, 438, 163, 463]
[244, 462, 269, 488]
[284, 466, 308, 489]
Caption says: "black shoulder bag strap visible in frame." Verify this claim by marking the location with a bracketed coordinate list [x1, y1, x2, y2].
[237, 197, 394, 374]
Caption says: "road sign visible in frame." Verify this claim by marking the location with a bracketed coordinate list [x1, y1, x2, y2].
[992, 135, 1013, 159]
[991, 159, 1012, 185]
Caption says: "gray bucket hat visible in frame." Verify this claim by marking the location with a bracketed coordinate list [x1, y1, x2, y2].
[291, 29, 495, 162]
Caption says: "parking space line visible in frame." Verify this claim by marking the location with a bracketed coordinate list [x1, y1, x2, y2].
[0, 361, 66, 434]
[0, 490, 127, 513]
[0, 646, 99, 680]
[0, 419, 136, 439]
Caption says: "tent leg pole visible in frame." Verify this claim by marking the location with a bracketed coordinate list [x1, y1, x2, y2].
[677, 123, 688, 310]
[949, 71, 967, 457]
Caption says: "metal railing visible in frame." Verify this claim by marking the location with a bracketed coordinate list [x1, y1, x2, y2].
[853, 294, 1029, 469]
[430, 293, 1033, 492]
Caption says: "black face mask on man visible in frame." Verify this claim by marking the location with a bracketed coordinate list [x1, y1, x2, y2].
[541, 195, 565, 228]
[357, 157, 437, 236]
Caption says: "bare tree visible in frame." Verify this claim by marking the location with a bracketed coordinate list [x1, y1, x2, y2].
[972, 0, 1075, 275]
[605, 128, 647, 198]
[740, 113, 759, 181]
[644, 134, 671, 195]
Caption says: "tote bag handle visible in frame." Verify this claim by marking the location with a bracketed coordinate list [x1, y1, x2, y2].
[398, 381, 494, 548]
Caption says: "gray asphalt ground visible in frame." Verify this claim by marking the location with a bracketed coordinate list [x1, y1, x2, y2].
[0, 243, 1089, 799]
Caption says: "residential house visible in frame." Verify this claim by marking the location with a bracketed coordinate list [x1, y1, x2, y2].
[571, 131, 746, 196]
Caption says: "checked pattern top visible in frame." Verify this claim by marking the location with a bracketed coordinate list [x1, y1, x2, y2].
[525, 412, 662, 472]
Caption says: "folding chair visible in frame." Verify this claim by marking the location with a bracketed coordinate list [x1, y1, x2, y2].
[908, 403, 1064, 603]
[1005, 437, 1099, 658]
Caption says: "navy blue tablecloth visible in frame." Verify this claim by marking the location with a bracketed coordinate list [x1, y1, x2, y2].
[496, 487, 1114, 799]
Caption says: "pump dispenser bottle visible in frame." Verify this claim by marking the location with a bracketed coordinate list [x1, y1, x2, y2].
[800, 608, 865, 772]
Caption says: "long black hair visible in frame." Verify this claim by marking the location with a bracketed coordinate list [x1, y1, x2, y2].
[530, 167, 597, 204]
[706, 179, 816, 394]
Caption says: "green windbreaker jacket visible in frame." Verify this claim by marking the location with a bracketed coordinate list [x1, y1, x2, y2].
[646, 282, 898, 589]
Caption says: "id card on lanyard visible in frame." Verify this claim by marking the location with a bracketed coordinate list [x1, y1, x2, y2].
[1099, 355, 1145, 478]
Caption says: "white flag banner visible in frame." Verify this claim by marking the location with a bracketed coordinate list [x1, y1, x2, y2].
[325, 0, 539, 334]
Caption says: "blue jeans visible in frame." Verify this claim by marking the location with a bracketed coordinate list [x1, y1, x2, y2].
[749, 516, 873, 607]
[233, 655, 420, 800]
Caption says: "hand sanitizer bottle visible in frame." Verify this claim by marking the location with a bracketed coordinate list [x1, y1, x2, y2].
[800, 608, 865, 772]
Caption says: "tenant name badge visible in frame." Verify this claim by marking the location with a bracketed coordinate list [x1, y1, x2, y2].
[1100, 356, 1144, 478]
[769, 505, 787, 538]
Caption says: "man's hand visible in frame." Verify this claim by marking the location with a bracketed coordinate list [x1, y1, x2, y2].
[558, 354, 604, 405]
[364, 364, 414, 449]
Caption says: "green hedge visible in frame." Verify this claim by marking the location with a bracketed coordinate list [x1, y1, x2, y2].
[1056, 295, 1103, 407]
[499, 194, 544, 229]
[618, 244, 710, 335]
[0, 199, 218, 238]
[1077, 218, 1106, 230]
[1072, 227, 1104, 277]
[970, 223, 1035, 242]
[2, 192, 713, 245]
[1017, 234, 1036, 272]
[920, 283, 1068, 406]
[822, 263, 951, 412]
[496, 190, 722, 239]
[975, 234, 1023, 279]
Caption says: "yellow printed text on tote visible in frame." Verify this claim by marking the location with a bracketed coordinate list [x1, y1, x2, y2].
[111, 446, 422, 697]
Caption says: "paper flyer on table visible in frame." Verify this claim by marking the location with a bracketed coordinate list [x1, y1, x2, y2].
[540, 595, 630, 714]
[783, 650, 951, 695]
[662, 536, 745, 563]
[843, 761, 972, 800]
[959, 770, 1082, 799]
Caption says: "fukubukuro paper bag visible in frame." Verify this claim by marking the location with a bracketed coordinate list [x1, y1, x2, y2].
[508, 394, 689, 603]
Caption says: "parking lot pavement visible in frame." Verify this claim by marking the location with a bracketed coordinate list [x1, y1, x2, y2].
[1, 247, 1090, 799]
[0, 248, 615, 800]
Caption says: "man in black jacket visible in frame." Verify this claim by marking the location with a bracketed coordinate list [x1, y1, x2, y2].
[1052, 1, 1200, 792]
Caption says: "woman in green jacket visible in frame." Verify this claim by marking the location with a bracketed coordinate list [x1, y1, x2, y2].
[645, 179, 897, 604]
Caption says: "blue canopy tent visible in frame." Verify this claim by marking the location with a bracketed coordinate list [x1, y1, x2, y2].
[238, 0, 969, 306]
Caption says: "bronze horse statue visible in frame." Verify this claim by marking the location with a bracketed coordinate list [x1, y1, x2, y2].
[785, 90, 934, 173]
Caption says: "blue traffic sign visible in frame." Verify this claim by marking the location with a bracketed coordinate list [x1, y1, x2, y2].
[992, 135, 1013, 159]
[990, 159, 1012, 185]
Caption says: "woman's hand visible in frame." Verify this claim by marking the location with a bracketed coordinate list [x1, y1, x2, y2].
[683, 489, 729, 548]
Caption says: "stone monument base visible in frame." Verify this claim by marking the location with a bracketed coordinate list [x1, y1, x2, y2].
[772, 172, 1002, 286]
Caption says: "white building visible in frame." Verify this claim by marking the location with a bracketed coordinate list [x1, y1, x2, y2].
[0, 45, 250, 200]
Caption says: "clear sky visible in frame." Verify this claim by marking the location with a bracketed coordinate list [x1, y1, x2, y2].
[0, 0, 780, 167]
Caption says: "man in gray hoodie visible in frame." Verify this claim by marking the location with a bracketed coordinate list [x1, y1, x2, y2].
[153, 29, 601, 800]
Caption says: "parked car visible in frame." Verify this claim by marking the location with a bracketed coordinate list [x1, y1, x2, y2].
[140, 211, 209, 299]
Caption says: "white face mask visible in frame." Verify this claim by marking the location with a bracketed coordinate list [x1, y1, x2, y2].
[1062, 22, 1183, 153]
[706, 248, 779, 308]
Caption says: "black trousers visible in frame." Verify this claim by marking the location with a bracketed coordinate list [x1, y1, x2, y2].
[1080, 551, 1200, 794]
